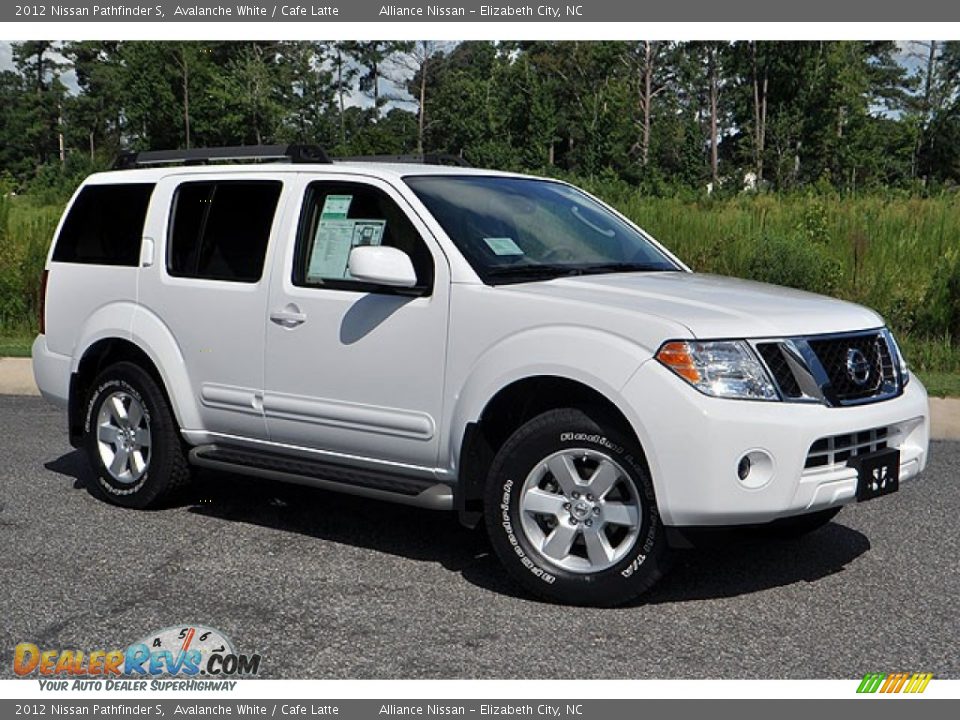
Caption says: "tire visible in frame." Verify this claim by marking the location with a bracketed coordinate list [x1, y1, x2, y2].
[753, 507, 842, 540]
[83, 361, 191, 509]
[484, 407, 670, 606]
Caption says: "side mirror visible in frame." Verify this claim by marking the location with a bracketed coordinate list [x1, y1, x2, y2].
[348, 245, 418, 288]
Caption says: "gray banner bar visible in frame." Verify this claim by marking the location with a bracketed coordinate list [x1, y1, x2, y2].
[3, 0, 960, 23]
[0, 700, 958, 720]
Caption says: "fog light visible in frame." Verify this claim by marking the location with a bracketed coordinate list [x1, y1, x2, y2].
[736, 449, 775, 489]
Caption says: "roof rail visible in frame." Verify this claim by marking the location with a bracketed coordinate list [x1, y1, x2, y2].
[334, 153, 472, 168]
[113, 144, 332, 169]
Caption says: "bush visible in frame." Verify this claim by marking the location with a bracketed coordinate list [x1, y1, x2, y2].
[0, 196, 59, 334]
[22, 155, 107, 206]
[915, 248, 960, 339]
[743, 234, 844, 296]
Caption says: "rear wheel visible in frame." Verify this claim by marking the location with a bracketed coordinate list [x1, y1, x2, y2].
[484, 408, 670, 606]
[83, 361, 191, 508]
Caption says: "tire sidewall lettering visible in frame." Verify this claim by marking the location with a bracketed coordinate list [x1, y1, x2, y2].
[499, 478, 557, 585]
[85, 377, 152, 497]
[496, 427, 658, 587]
[559, 430, 658, 578]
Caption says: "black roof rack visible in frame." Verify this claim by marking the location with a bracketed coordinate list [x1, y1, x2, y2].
[113, 144, 331, 170]
[334, 153, 471, 168]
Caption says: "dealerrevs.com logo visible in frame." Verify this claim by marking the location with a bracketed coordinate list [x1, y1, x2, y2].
[14, 625, 261, 691]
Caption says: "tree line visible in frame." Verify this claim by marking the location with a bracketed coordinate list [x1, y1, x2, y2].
[2, 40, 960, 195]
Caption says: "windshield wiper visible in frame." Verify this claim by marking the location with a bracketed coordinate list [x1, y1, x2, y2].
[484, 264, 581, 284]
[485, 262, 675, 285]
[572, 262, 675, 275]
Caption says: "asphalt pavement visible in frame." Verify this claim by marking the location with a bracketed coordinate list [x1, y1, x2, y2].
[1, 395, 957, 679]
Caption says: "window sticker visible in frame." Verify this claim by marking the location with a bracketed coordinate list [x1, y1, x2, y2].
[483, 237, 524, 256]
[352, 220, 385, 248]
[320, 194, 353, 220]
[307, 219, 387, 280]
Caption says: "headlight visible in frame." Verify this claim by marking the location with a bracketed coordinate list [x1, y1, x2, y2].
[883, 328, 910, 387]
[656, 340, 779, 401]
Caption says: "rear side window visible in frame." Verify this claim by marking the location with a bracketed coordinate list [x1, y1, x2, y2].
[168, 181, 282, 283]
[53, 184, 155, 266]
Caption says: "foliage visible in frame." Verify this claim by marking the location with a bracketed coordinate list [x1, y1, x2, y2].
[0, 40, 958, 377]
[2, 40, 960, 194]
[743, 234, 843, 296]
[0, 195, 58, 332]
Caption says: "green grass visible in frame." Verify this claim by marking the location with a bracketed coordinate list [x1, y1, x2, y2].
[1, 187, 959, 395]
[0, 335, 33, 357]
[916, 372, 960, 398]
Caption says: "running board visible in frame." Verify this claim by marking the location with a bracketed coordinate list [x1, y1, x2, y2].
[188, 444, 453, 511]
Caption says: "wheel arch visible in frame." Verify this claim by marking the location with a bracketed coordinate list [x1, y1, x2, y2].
[68, 328, 196, 448]
[455, 374, 648, 527]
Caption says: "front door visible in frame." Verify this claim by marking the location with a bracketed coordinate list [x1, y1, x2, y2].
[263, 175, 449, 472]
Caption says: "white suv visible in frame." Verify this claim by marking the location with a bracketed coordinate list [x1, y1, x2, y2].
[32, 145, 929, 606]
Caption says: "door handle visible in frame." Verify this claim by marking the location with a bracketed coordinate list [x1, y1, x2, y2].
[270, 305, 307, 327]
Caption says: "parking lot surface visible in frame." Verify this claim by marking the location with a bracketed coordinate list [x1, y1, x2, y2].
[1, 395, 957, 678]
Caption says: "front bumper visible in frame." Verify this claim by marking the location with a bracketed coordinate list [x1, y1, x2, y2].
[621, 360, 929, 526]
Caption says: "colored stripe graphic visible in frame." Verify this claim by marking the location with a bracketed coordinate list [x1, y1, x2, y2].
[891, 673, 909, 693]
[880, 673, 897, 693]
[857, 673, 885, 693]
[857, 672, 932, 694]
[905, 673, 934, 693]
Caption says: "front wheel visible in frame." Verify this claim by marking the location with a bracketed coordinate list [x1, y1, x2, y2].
[484, 408, 670, 606]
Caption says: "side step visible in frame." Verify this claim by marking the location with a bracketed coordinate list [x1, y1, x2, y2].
[189, 444, 453, 511]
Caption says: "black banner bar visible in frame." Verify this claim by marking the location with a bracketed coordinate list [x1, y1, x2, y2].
[4, 1, 960, 23]
[0, 700, 958, 720]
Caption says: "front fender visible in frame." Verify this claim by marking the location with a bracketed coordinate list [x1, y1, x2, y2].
[444, 325, 651, 473]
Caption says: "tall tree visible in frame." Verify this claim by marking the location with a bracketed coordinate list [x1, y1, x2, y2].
[345, 41, 411, 119]
[329, 42, 358, 148]
[170, 43, 196, 148]
[210, 42, 285, 145]
[63, 41, 125, 158]
[276, 41, 337, 144]
[394, 41, 450, 155]
[11, 41, 68, 168]
[621, 41, 673, 169]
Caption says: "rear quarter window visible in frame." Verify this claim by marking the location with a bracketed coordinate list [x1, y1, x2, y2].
[52, 184, 155, 266]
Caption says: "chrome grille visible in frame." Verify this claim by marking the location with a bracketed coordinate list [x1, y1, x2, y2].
[807, 333, 896, 402]
[753, 329, 902, 407]
[757, 342, 803, 399]
[804, 426, 891, 470]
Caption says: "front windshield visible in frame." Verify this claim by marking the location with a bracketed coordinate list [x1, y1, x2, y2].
[404, 175, 680, 284]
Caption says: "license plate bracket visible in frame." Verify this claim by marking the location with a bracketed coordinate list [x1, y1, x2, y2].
[848, 447, 900, 502]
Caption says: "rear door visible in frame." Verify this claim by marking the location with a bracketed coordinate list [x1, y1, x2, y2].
[137, 173, 290, 440]
[263, 174, 449, 472]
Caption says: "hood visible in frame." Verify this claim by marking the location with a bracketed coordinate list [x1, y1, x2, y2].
[506, 272, 884, 339]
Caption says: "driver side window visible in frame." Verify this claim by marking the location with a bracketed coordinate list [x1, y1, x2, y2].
[293, 182, 434, 294]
